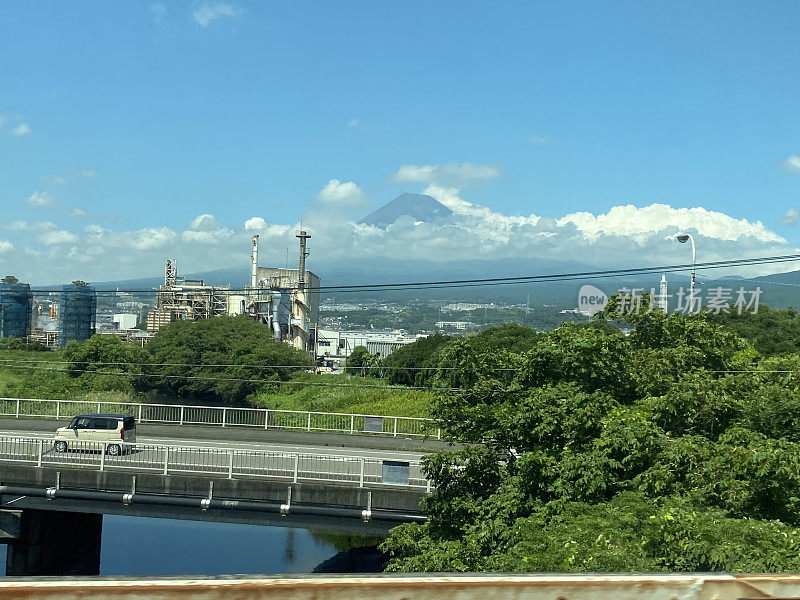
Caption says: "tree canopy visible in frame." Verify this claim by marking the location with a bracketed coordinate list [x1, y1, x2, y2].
[382, 308, 800, 572]
[380, 334, 453, 387]
[136, 316, 313, 403]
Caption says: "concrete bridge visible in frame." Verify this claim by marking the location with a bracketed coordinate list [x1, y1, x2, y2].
[0, 433, 430, 576]
[0, 397, 444, 576]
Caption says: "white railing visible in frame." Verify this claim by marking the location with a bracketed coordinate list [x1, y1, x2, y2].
[0, 435, 431, 490]
[0, 397, 441, 439]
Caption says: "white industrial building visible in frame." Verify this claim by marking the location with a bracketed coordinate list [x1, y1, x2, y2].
[315, 329, 425, 359]
[112, 313, 138, 330]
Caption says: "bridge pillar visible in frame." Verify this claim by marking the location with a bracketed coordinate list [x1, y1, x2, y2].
[5, 510, 102, 576]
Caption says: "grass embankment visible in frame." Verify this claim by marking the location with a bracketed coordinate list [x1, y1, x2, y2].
[249, 373, 433, 417]
[0, 349, 142, 408]
[0, 349, 432, 417]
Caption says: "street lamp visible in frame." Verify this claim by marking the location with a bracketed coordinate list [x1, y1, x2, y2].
[677, 233, 696, 298]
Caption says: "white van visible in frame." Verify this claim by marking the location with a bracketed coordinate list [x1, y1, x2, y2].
[54, 414, 136, 455]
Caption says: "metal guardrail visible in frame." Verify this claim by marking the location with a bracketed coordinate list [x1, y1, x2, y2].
[0, 397, 440, 439]
[0, 434, 431, 490]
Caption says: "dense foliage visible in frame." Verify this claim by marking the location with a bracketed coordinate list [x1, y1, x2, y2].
[135, 316, 313, 403]
[382, 306, 800, 572]
[380, 334, 453, 387]
[709, 305, 800, 356]
[345, 346, 378, 376]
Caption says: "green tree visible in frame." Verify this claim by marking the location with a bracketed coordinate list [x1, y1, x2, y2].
[346, 346, 375, 377]
[138, 316, 313, 404]
[1, 275, 19, 284]
[380, 334, 452, 386]
[61, 335, 146, 392]
[382, 309, 800, 573]
[461, 323, 540, 354]
[709, 304, 800, 356]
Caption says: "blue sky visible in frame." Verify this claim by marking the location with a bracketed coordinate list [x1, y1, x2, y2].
[1, 1, 799, 282]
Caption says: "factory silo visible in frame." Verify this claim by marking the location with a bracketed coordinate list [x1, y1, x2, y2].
[0, 282, 32, 339]
[57, 284, 96, 348]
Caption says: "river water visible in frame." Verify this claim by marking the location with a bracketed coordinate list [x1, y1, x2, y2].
[1, 515, 380, 576]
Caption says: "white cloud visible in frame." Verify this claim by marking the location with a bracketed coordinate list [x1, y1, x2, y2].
[781, 155, 800, 174]
[12, 122, 31, 137]
[182, 229, 235, 244]
[244, 217, 293, 237]
[0, 241, 13, 254]
[0, 173, 793, 283]
[192, 2, 239, 27]
[182, 213, 234, 244]
[4, 221, 56, 232]
[79, 169, 97, 178]
[4, 221, 28, 231]
[557, 204, 784, 244]
[781, 209, 800, 226]
[391, 162, 501, 187]
[188, 214, 219, 231]
[317, 179, 368, 207]
[134, 227, 178, 250]
[348, 119, 359, 128]
[70, 208, 87, 217]
[245, 217, 266, 232]
[527, 135, 548, 144]
[43, 175, 67, 185]
[38, 230, 79, 246]
[26, 191, 56, 207]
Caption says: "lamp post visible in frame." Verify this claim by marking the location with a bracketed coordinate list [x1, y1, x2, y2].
[676, 234, 696, 298]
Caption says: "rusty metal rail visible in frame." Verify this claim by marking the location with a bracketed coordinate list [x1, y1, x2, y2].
[1, 573, 799, 599]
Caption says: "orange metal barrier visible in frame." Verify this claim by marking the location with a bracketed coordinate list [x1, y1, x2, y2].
[2, 573, 800, 600]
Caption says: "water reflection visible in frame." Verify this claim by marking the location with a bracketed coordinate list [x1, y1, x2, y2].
[0, 515, 383, 576]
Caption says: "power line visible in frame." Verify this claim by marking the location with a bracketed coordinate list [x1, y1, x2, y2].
[0, 362, 459, 391]
[0, 358, 519, 372]
[23, 252, 800, 295]
[3, 359, 799, 389]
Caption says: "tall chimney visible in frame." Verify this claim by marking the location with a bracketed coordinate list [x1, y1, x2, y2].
[296, 230, 310, 289]
[250, 235, 259, 288]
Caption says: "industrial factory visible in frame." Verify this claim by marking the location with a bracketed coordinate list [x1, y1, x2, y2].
[146, 230, 320, 353]
[0, 280, 96, 349]
[0, 231, 320, 354]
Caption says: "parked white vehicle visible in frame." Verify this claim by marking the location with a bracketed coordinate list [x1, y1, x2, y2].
[54, 414, 136, 455]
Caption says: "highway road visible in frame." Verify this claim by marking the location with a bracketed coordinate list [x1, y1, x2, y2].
[0, 428, 426, 462]
[0, 417, 451, 453]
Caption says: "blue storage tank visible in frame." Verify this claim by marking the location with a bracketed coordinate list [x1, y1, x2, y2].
[0, 282, 32, 338]
[57, 284, 96, 348]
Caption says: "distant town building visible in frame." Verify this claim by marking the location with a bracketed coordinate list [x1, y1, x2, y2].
[441, 302, 494, 312]
[435, 321, 478, 331]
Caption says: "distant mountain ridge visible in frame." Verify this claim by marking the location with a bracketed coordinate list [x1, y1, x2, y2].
[360, 193, 452, 228]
